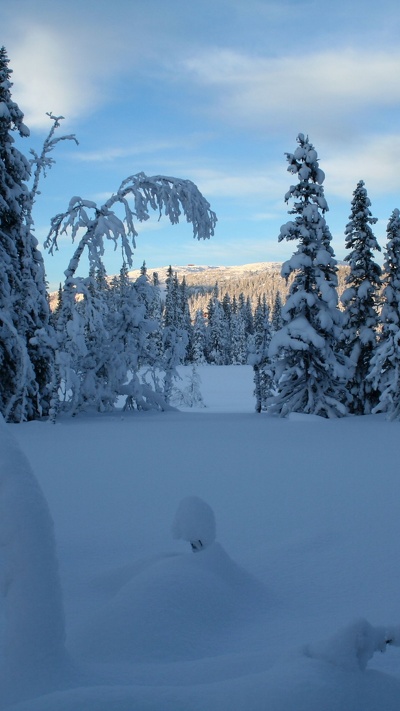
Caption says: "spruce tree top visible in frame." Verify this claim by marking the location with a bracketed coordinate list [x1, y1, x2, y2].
[283, 133, 327, 213]
[0, 46, 31, 230]
[278, 134, 336, 285]
[344, 180, 381, 272]
[0, 46, 30, 139]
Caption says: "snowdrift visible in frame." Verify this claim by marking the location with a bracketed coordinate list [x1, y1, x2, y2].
[2, 366, 400, 710]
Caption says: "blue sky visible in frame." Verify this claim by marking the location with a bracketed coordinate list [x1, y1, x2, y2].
[3, 0, 400, 289]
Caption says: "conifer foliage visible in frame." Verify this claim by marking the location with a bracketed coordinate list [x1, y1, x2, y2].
[268, 133, 348, 418]
[341, 180, 382, 415]
[0, 47, 53, 422]
[251, 296, 272, 412]
[368, 209, 400, 418]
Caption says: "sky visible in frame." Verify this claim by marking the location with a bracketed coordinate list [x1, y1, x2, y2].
[2, 0, 400, 290]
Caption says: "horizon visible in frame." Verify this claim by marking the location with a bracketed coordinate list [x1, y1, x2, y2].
[2, 0, 397, 290]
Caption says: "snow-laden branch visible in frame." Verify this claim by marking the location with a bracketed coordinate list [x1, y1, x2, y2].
[0, 310, 32, 423]
[28, 113, 78, 230]
[44, 172, 217, 279]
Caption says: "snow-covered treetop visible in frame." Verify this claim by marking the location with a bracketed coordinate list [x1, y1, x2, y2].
[172, 496, 216, 551]
[278, 134, 330, 255]
[276, 134, 338, 301]
[343, 180, 381, 288]
[384, 208, 400, 277]
[283, 133, 327, 211]
[379, 208, 400, 321]
[0, 46, 31, 220]
[0, 46, 30, 139]
[344, 180, 380, 249]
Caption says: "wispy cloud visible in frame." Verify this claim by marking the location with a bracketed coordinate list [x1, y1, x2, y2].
[182, 48, 400, 138]
[176, 167, 285, 199]
[7, 22, 125, 129]
[324, 134, 400, 200]
[74, 137, 209, 163]
[83, 164, 287, 201]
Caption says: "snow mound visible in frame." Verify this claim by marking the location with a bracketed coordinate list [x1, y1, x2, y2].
[172, 496, 216, 551]
[305, 619, 392, 672]
[70, 542, 265, 663]
[0, 417, 71, 708]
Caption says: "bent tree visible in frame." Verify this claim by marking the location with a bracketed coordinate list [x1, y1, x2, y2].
[45, 173, 217, 417]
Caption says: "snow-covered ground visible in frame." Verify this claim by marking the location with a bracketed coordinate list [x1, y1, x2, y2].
[2, 365, 400, 710]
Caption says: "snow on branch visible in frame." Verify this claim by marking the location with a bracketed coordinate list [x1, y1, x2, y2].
[305, 618, 400, 673]
[44, 172, 217, 278]
[28, 113, 78, 229]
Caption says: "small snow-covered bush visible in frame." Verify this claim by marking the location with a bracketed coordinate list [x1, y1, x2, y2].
[172, 496, 216, 551]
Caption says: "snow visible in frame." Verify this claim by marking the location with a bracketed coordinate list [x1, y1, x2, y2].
[0, 102, 10, 119]
[126, 261, 283, 285]
[0, 416, 69, 708]
[2, 365, 400, 710]
[171, 496, 216, 550]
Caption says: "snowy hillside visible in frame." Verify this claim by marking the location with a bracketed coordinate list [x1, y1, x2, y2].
[48, 262, 283, 311]
[126, 261, 283, 283]
[2, 365, 400, 710]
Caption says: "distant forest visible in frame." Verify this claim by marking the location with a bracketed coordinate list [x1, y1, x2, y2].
[50, 263, 350, 318]
[182, 263, 350, 318]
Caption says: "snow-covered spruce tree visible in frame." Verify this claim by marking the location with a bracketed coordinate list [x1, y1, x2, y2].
[230, 310, 247, 364]
[111, 264, 166, 412]
[237, 292, 254, 339]
[180, 276, 193, 363]
[162, 267, 190, 403]
[0, 47, 55, 422]
[251, 296, 272, 412]
[367, 209, 400, 418]
[268, 133, 348, 418]
[192, 308, 207, 364]
[49, 269, 111, 416]
[271, 290, 284, 333]
[45, 174, 216, 417]
[170, 364, 205, 408]
[220, 293, 232, 363]
[341, 180, 382, 415]
[207, 296, 229, 365]
[144, 270, 164, 374]
[135, 262, 164, 369]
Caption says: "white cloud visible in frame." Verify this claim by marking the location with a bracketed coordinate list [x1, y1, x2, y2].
[182, 167, 284, 198]
[182, 48, 400, 136]
[7, 22, 124, 129]
[324, 134, 400, 199]
[75, 137, 208, 163]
